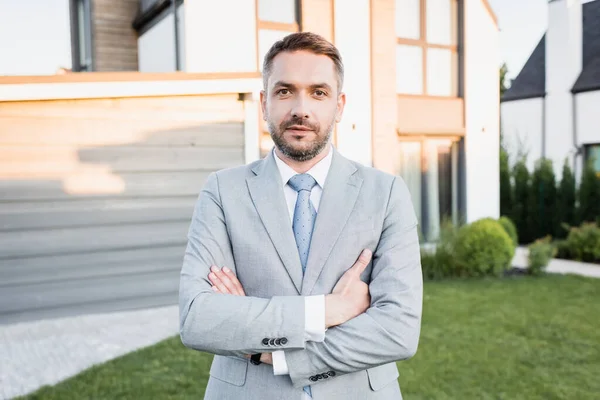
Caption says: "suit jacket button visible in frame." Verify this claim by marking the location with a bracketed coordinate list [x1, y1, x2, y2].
[317, 374, 323, 380]
[274, 338, 281, 346]
[262, 338, 269, 346]
[323, 374, 329, 379]
[268, 338, 276, 346]
[328, 371, 336, 377]
[310, 376, 318, 382]
[280, 337, 288, 345]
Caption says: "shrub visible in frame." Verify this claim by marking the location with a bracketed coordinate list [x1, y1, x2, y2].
[498, 216, 518, 248]
[562, 222, 600, 263]
[420, 219, 460, 280]
[454, 218, 515, 277]
[500, 145, 513, 218]
[527, 236, 556, 276]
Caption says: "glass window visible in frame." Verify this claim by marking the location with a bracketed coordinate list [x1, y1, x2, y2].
[395, 0, 421, 39]
[396, 45, 423, 95]
[426, 48, 455, 96]
[76, 0, 93, 71]
[259, 0, 297, 24]
[398, 142, 422, 224]
[586, 144, 600, 175]
[426, 0, 455, 45]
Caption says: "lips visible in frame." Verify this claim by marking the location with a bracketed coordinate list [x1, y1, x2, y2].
[286, 125, 313, 132]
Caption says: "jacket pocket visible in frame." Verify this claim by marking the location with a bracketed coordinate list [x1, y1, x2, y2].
[209, 355, 248, 386]
[366, 363, 400, 391]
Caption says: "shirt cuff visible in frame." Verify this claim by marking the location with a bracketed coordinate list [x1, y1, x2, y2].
[272, 350, 289, 375]
[304, 294, 326, 342]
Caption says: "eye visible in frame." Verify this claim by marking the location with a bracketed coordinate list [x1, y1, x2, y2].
[277, 88, 290, 95]
[314, 90, 327, 97]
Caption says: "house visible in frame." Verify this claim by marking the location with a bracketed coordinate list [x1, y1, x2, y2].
[501, 0, 600, 180]
[0, 0, 499, 322]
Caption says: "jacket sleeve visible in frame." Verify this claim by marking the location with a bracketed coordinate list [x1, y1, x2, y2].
[282, 176, 423, 388]
[178, 172, 306, 359]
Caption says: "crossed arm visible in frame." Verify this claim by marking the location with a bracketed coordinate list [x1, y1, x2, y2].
[179, 172, 423, 388]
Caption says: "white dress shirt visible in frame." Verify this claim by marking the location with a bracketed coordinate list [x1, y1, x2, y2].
[270, 146, 332, 394]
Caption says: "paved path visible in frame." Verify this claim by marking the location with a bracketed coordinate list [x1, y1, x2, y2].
[0, 305, 179, 400]
[512, 247, 600, 278]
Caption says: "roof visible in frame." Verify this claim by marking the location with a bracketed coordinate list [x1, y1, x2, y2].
[502, 0, 600, 101]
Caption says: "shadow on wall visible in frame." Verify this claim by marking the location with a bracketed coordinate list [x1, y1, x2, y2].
[0, 117, 246, 325]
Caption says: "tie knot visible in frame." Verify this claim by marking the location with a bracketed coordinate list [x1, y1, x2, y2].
[288, 173, 317, 193]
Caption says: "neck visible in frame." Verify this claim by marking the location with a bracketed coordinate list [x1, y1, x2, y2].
[275, 144, 331, 174]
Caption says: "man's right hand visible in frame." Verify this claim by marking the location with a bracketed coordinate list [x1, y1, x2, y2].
[325, 249, 372, 328]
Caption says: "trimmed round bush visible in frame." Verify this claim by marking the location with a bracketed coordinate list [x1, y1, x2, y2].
[498, 216, 519, 247]
[454, 218, 515, 277]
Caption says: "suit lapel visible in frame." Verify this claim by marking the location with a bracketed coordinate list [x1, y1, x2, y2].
[301, 148, 363, 295]
[246, 151, 303, 294]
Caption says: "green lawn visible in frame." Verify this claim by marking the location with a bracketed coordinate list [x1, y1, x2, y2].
[19, 274, 600, 400]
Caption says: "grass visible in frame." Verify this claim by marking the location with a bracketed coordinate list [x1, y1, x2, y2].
[19, 274, 600, 400]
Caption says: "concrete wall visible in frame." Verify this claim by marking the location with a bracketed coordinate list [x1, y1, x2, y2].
[0, 77, 260, 324]
[500, 97, 544, 171]
[333, 0, 373, 166]
[463, 0, 500, 222]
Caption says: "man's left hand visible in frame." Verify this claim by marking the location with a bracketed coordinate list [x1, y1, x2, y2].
[208, 266, 273, 365]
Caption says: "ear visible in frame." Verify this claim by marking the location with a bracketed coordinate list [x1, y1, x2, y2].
[260, 90, 267, 121]
[335, 92, 346, 123]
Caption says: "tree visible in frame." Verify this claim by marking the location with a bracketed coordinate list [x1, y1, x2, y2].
[500, 62, 509, 97]
[500, 139, 512, 217]
[578, 157, 600, 224]
[529, 158, 558, 241]
[512, 157, 533, 244]
[556, 158, 576, 238]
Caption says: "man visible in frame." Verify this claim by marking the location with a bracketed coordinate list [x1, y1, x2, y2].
[179, 32, 423, 400]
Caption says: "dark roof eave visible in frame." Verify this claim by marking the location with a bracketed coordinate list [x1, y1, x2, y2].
[500, 92, 546, 103]
[572, 83, 600, 94]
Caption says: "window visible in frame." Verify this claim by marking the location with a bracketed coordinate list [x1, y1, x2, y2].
[72, 0, 93, 71]
[257, 0, 299, 71]
[395, 0, 459, 96]
[585, 144, 600, 177]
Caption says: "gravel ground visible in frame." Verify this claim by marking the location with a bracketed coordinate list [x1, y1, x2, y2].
[0, 305, 179, 400]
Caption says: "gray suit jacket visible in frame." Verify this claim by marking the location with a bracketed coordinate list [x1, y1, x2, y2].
[179, 146, 423, 400]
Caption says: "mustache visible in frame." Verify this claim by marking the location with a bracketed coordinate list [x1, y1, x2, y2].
[280, 118, 318, 131]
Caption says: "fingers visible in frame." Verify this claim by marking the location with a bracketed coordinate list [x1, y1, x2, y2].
[208, 266, 245, 296]
[351, 249, 372, 275]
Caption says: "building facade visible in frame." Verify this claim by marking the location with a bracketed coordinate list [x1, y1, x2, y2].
[501, 0, 600, 181]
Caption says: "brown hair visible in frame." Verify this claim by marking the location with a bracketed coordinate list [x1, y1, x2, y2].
[262, 32, 344, 92]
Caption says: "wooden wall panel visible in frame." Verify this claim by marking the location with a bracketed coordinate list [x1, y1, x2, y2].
[0, 93, 246, 323]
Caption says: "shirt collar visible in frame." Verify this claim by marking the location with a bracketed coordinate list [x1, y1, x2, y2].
[273, 144, 333, 189]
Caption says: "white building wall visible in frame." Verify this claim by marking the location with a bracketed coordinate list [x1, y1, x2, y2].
[500, 98, 544, 171]
[544, 0, 582, 176]
[184, 0, 257, 73]
[574, 90, 600, 178]
[463, 0, 500, 222]
[333, 0, 373, 167]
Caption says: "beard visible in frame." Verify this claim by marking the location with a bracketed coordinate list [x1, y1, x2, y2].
[267, 115, 335, 162]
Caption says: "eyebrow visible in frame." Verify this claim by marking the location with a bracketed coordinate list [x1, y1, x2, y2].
[272, 81, 333, 92]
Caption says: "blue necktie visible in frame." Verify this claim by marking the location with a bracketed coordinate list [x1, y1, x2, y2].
[288, 173, 318, 397]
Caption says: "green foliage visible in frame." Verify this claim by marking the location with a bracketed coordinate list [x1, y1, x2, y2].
[561, 222, 600, 264]
[499, 62, 509, 96]
[578, 157, 600, 225]
[556, 158, 577, 238]
[499, 145, 513, 218]
[511, 158, 533, 244]
[498, 216, 518, 248]
[454, 218, 515, 277]
[527, 236, 556, 276]
[529, 158, 558, 241]
[420, 219, 460, 280]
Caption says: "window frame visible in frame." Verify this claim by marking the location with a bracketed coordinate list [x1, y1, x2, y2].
[396, 0, 459, 97]
[70, 0, 94, 72]
[256, 0, 301, 71]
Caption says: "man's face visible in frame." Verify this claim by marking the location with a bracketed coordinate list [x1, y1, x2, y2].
[261, 50, 345, 162]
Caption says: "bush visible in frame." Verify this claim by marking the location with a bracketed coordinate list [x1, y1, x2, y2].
[527, 236, 556, 276]
[561, 222, 600, 263]
[578, 157, 600, 224]
[454, 218, 515, 277]
[511, 158, 533, 244]
[420, 219, 460, 280]
[500, 145, 513, 218]
[498, 216, 518, 248]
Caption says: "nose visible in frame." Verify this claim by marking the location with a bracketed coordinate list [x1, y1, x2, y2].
[290, 96, 310, 120]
